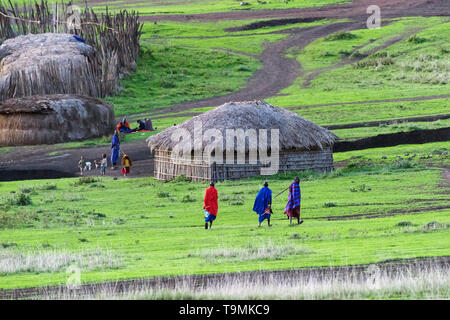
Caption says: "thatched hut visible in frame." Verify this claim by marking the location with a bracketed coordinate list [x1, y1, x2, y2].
[0, 94, 115, 146]
[147, 101, 337, 182]
[0, 33, 101, 102]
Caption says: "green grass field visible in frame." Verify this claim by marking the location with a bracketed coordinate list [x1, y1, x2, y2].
[0, 160, 448, 289]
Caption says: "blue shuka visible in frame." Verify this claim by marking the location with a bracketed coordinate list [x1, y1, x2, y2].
[111, 134, 120, 164]
[253, 186, 272, 223]
[204, 210, 216, 223]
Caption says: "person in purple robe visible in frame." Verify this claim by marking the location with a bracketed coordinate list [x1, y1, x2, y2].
[285, 177, 303, 225]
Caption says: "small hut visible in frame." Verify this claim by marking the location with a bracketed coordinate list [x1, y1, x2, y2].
[0, 33, 100, 102]
[0, 94, 115, 146]
[147, 101, 337, 182]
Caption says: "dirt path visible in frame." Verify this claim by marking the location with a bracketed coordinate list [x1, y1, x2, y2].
[0, 255, 448, 299]
[137, 0, 449, 22]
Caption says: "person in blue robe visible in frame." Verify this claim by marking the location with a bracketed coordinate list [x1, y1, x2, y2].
[253, 182, 272, 227]
[110, 131, 120, 169]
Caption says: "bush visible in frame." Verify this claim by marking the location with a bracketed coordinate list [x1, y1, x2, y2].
[407, 35, 427, 44]
[354, 56, 394, 69]
[38, 183, 57, 191]
[422, 221, 449, 231]
[8, 193, 32, 206]
[396, 221, 413, 227]
[325, 32, 357, 41]
[71, 177, 99, 186]
[324, 202, 338, 208]
[170, 175, 191, 183]
[392, 160, 415, 169]
[18, 186, 36, 194]
[157, 191, 171, 198]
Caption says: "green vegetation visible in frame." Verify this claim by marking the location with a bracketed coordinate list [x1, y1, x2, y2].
[333, 141, 450, 166]
[332, 119, 450, 141]
[295, 99, 450, 126]
[107, 45, 259, 115]
[0, 163, 448, 289]
[271, 18, 450, 108]
[91, 0, 349, 15]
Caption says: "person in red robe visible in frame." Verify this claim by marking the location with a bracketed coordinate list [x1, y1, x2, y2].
[203, 181, 218, 229]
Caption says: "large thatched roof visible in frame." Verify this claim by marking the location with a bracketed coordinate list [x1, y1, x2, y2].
[0, 94, 115, 146]
[147, 100, 337, 153]
[0, 33, 98, 103]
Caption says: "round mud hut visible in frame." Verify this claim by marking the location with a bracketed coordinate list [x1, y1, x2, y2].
[0, 95, 115, 146]
[147, 100, 337, 182]
[0, 33, 100, 102]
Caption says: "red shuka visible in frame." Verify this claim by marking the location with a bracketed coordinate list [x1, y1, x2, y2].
[203, 186, 218, 216]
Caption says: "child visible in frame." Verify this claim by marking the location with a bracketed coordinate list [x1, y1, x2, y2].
[78, 156, 86, 176]
[121, 154, 132, 177]
[100, 154, 108, 176]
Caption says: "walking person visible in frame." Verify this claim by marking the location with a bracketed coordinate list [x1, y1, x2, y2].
[284, 177, 303, 225]
[100, 153, 108, 176]
[111, 130, 120, 170]
[203, 181, 218, 230]
[253, 182, 273, 227]
[121, 153, 132, 177]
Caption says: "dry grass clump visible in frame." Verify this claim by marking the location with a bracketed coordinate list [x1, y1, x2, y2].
[41, 260, 450, 300]
[192, 241, 313, 263]
[0, 248, 122, 274]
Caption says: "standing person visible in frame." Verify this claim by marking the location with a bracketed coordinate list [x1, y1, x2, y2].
[145, 118, 155, 131]
[78, 156, 86, 176]
[285, 177, 303, 225]
[111, 130, 120, 170]
[136, 119, 146, 131]
[203, 181, 218, 230]
[121, 154, 132, 177]
[253, 182, 272, 227]
[100, 153, 108, 176]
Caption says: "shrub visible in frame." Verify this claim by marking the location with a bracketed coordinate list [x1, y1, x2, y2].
[38, 183, 57, 191]
[354, 56, 394, 69]
[325, 32, 357, 41]
[422, 221, 449, 231]
[71, 177, 99, 186]
[396, 221, 413, 227]
[392, 160, 415, 169]
[324, 202, 338, 208]
[407, 34, 427, 44]
[170, 175, 191, 183]
[157, 191, 170, 198]
[8, 193, 32, 206]
[18, 186, 36, 194]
